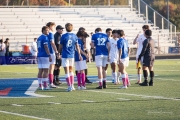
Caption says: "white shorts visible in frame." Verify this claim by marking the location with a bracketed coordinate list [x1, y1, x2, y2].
[95, 55, 108, 67]
[75, 60, 87, 71]
[121, 57, 129, 67]
[49, 54, 56, 64]
[62, 58, 74, 67]
[37, 57, 50, 68]
[110, 58, 118, 64]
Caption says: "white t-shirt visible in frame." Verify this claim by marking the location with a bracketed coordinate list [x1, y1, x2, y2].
[85, 37, 91, 51]
[0, 43, 6, 56]
[109, 38, 119, 61]
[136, 34, 146, 57]
[30, 41, 37, 56]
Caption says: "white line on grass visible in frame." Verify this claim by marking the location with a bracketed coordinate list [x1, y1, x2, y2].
[48, 102, 61, 105]
[12, 104, 24, 107]
[0, 110, 52, 120]
[82, 100, 95, 103]
[85, 90, 180, 101]
[117, 98, 130, 101]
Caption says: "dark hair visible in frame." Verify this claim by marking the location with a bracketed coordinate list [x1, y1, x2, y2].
[95, 28, 102, 33]
[42, 26, 49, 33]
[106, 28, 112, 33]
[0, 39, 3, 43]
[142, 25, 149, 30]
[6, 38, 9, 41]
[76, 30, 84, 38]
[65, 23, 73, 32]
[112, 30, 117, 34]
[145, 30, 152, 36]
[117, 30, 125, 37]
[78, 27, 85, 32]
[46, 22, 55, 27]
[84, 32, 89, 38]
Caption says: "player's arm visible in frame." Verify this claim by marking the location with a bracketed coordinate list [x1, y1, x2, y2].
[76, 43, 82, 61]
[80, 49, 88, 59]
[117, 40, 123, 63]
[44, 44, 52, 62]
[133, 34, 139, 45]
[138, 39, 148, 60]
[50, 41, 58, 54]
[58, 44, 63, 55]
[107, 42, 111, 61]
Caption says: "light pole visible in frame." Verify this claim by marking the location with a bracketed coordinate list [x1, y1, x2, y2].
[167, 0, 169, 30]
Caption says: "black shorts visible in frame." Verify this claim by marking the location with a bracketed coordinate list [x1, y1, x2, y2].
[55, 58, 62, 67]
[143, 56, 155, 67]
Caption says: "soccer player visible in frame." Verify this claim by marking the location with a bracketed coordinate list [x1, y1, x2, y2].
[109, 30, 121, 85]
[53, 25, 64, 85]
[138, 30, 155, 86]
[37, 26, 52, 90]
[59, 23, 82, 92]
[46, 22, 60, 88]
[75, 30, 88, 90]
[105, 28, 113, 82]
[91, 28, 110, 89]
[133, 25, 150, 84]
[117, 30, 130, 89]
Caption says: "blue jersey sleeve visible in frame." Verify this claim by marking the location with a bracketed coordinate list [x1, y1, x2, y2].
[75, 35, 78, 44]
[49, 32, 54, 42]
[117, 39, 123, 50]
[43, 36, 48, 45]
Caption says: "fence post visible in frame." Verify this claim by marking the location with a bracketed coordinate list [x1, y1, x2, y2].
[138, 0, 140, 17]
[108, 0, 110, 6]
[69, 0, 70, 6]
[49, 0, 50, 7]
[170, 24, 172, 42]
[146, 5, 148, 24]
[154, 12, 156, 27]
[130, 0, 132, 11]
[175, 26, 176, 40]
[162, 18, 164, 30]
[89, 0, 91, 6]
[158, 34, 160, 54]
[6, 0, 8, 6]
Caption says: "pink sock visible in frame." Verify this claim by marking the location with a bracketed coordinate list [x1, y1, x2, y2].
[122, 78, 127, 86]
[49, 74, 54, 84]
[77, 73, 81, 86]
[43, 81, 47, 88]
[81, 73, 85, 87]
[66, 77, 71, 86]
[70, 75, 74, 86]
[126, 74, 130, 85]
[99, 82, 102, 86]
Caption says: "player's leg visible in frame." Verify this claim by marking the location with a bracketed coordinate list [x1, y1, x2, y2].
[42, 68, 50, 90]
[62, 58, 71, 91]
[80, 60, 87, 90]
[95, 55, 103, 89]
[148, 57, 155, 86]
[119, 60, 128, 89]
[69, 58, 75, 90]
[139, 65, 149, 86]
[37, 68, 43, 90]
[53, 58, 62, 85]
[135, 57, 142, 84]
[102, 56, 108, 88]
[111, 62, 117, 84]
[125, 57, 130, 87]
[75, 61, 81, 89]
[49, 54, 56, 88]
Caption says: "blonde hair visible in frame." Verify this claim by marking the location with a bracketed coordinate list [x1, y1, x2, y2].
[65, 23, 73, 32]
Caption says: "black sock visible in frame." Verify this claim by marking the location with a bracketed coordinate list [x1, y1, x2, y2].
[143, 70, 148, 82]
[85, 69, 87, 76]
[56, 69, 60, 79]
[150, 71, 154, 82]
[53, 70, 57, 78]
[75, 71, 78, 76]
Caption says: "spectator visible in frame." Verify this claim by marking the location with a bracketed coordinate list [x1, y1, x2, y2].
[4, 38, 10, 64]
[30, 38, 38, 64]
[0, 39, 6, 65]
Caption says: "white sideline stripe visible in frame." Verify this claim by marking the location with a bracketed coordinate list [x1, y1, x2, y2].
[85, 90, 180, 101]
[12, 104, 23, 106]
[117, 98, 130, 101]
[48, 102, 61, 105]
[25, 80, 53, 98]
[82, 100, 95, 103]
[0, 110, 52, 120]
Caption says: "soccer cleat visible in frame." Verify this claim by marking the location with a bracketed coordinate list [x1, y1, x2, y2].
[149, 81, 154, 86]
[86, 79, 92, 84]
[71, 85, 76, 90]
[38, 86, 44, 90]
[103, 81, 107, 88]
[67, 86, 72, 92]
[81, 86, 86, 90]
[120, 86, 128, 89]
[135, 80, 141, 84]
[44, 86, 51, 90]
[50, 84, 57, 88]
[139, 81, 149, 86]
[96, 86, 103, 89]
[77, 86, 81, 90]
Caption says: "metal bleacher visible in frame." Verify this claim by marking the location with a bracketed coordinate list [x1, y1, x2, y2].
[0, 7, 175, 51]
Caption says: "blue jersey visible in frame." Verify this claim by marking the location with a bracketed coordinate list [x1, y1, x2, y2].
[60, 32, 78, 58]
[92, 33, 109, 56]
[117, 38, 129, 59]
[47, 32, 54, 54]
[75, 39, 86, 61]
[37, 34, 49, 57]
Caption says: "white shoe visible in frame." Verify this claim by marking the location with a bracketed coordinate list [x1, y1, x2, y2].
[71, 85, 76, 90]
[44, 86, 51, 90]
[120, 86, 127, 89]
[50, 84, 57, 88]
[77, 86, 81, 90]
[67, 86, 72, 92]
[38, 86, 43, 90]
[81, 86, 86, 90]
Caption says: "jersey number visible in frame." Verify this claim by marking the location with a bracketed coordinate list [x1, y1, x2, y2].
[66, 40, 72, 47]
[97, 38, 106, 46]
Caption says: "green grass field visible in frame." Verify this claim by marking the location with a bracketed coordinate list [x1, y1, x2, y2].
[0, 60, 180, 120]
